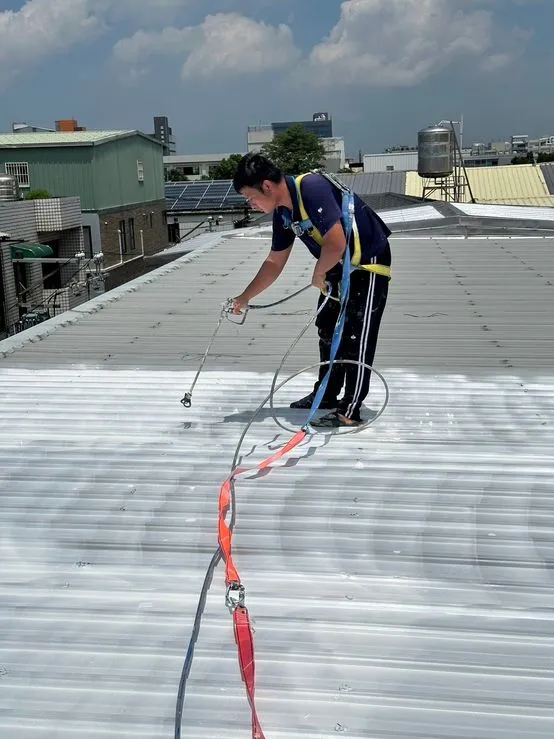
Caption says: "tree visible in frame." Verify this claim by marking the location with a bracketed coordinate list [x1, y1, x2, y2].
[24, 189, 51, 200]
[165, 169, 188, 182]
[537, 152, 554, 163]
[210, 153, 244, 180]
[261, 124, 327, 174]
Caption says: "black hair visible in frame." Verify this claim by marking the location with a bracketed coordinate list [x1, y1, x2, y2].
[233, 153, 283, 193]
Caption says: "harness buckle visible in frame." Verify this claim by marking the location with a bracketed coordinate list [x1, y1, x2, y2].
[226, 582, 246, 612]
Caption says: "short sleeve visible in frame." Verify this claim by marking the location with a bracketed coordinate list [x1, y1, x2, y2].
[299, 174, 343, 237]
[271, 209, 295, 251]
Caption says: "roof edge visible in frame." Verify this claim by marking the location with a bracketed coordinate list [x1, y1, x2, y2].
[0, 232, 227, 358]
[0, 130, 163, 149]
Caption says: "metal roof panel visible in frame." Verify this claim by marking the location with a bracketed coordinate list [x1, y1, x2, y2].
[1, 231, 554, 738]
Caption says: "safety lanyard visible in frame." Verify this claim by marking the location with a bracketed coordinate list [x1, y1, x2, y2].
[218, 431, 308, 739]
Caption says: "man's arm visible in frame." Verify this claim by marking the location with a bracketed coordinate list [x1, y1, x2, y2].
[232, 246, 292, 313]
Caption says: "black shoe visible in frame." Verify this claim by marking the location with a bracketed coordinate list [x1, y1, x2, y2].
[289, 392, 337, 410]
[310, 411, 363, 428]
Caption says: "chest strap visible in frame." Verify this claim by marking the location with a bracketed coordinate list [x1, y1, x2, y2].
[287, 173, 390, 278]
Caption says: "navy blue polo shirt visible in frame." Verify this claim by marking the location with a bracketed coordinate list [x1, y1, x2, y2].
[272, 174, 391, 264]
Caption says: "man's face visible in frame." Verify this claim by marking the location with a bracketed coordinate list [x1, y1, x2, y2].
[240, 181, 278, 213]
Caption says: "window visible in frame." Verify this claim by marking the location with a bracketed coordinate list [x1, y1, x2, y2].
[118, 220, 127, 254]
[128, 218, 136, 251]
[386, 165, 395, 171]
[5, 162, 30, 187]
[137, 160, 144, 182]
[83, 226, 93, 259]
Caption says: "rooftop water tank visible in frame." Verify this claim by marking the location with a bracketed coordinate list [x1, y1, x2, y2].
[0, 173, 20, 201]
[418, 125, 454, 178]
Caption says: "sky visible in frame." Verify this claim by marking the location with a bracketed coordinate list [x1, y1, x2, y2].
[0, 0, 553, 158]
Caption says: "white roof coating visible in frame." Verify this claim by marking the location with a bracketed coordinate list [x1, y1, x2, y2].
[377, 205, 444, 223]
[1, 230, 554, 738]
[453, 202, 554, 222]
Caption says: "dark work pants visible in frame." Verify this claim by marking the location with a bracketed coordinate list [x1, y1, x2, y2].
[313, 264, 389, 421]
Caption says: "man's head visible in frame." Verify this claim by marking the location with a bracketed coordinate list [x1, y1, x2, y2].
[233, 153, 284, 213]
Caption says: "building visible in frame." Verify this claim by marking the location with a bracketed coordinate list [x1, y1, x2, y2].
[364, 150, 514, 174]
[405, 162, 554, 206]
[55, 119, 87, 132]
[0, 184, 99, 337]
[247, 113, 344, 172]
[364, 151, 419, 173]
[152, 116, 176, 156]
[12, 119, 87, 134]
[0, 130, 167, 288]
[163, 153, 243, 181]
[12, 122, 55, 134]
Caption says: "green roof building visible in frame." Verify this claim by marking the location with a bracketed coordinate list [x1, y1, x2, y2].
[0, 130, 168, 286]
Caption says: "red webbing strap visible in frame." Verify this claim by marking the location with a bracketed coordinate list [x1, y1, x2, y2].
[217, 430, 307, 739]
[234, 606, 265, 739]
[218, 430, 307, 587]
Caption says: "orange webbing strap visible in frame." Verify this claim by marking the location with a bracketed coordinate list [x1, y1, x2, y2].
[217, 429, 307, 739]
[234, 606, 265, 739]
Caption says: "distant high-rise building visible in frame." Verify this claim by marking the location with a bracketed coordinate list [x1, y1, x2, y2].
[247, 113, 344, 171]
[152, 116, 176, 156]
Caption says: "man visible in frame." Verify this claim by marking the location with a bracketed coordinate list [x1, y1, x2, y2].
[232, 153, 391, 428]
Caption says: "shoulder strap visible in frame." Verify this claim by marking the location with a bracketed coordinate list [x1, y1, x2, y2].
[294, 173, 312, 224]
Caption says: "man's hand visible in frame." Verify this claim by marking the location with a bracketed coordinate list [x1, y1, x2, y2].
[231, 294, 248, 314]
[311, 268, 327, 293]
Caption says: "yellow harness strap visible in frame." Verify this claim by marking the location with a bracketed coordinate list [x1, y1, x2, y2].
[294, 173, 391, 280]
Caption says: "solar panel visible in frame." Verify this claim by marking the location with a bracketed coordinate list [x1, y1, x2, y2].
[165, 180, 246, 211]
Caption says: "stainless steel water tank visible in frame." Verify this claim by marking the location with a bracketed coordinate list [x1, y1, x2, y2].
[418, 125, 453, 178]
[0, 173, 20, 201]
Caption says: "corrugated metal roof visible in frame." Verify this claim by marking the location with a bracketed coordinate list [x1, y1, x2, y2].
[337, 172, 406, 196]
[0, 131, 153, 148]
[1, 230, 554, 738]
[405, 165, 554, 207]
[453, 203, 554, 222]
[540, 163, 554, 195]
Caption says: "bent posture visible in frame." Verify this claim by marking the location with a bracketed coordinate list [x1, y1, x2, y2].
[232, 154, 391, 428]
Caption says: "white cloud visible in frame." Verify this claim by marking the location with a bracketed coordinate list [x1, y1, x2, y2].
[113, 27, 200, 65]
[113, 13, 300, 80]
[0, 0, 100, 85]
[181, 13, 300, 78]
[0, 0, 194, 87]
[301, 0, 529, 87]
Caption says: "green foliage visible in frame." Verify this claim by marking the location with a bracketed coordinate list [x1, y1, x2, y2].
[261, 124, 327, 174]
[24, 189, 50, 200]
[165, 169, 188, 182]
[210, 153, 244, 180]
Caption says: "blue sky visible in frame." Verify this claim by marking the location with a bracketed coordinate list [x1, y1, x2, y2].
[0, 0, 552, 157]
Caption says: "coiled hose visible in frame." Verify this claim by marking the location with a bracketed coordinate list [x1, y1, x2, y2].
[175, 284, 389, 738]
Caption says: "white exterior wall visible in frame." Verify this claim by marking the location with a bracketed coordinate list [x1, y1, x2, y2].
[164, 154, 246, 181]
[364, 152, 418, 173]
[323, 137, 346, 171]
[247, 127, 274, 153]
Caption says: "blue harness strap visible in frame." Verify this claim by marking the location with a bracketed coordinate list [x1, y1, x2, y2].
[304, 191, 355, 428]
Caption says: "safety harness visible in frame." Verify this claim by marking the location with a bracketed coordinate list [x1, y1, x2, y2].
[177, 175, 391, 738]
[281, 170, 392, 280]
[216, 183, 359, 738]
